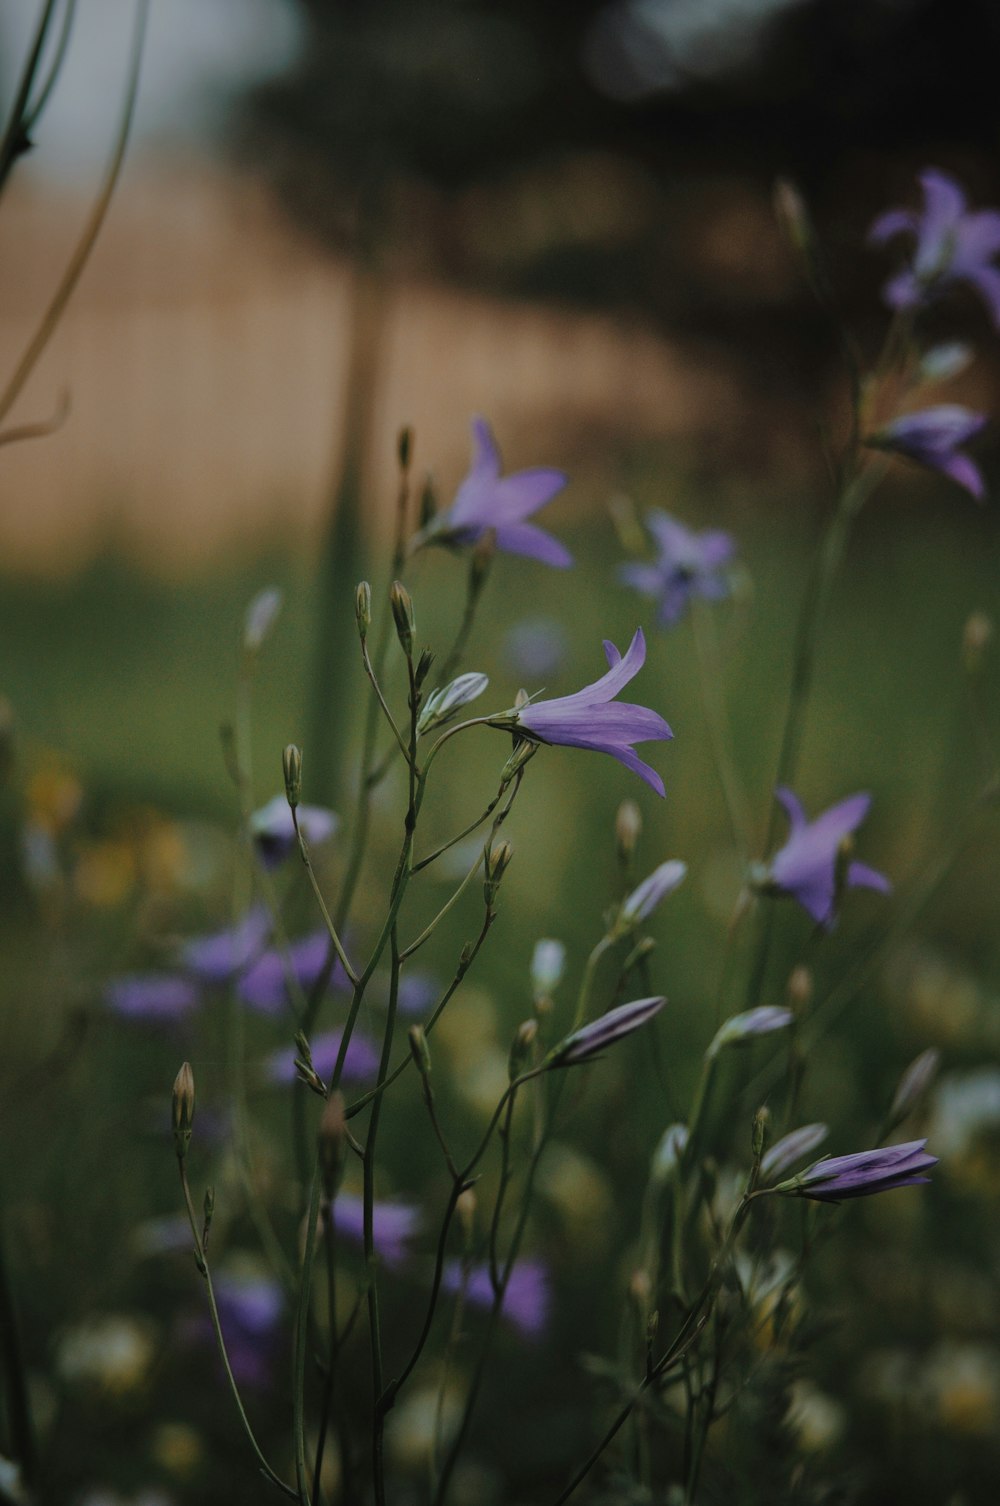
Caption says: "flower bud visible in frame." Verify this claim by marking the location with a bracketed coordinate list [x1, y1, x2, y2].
[243, 587, 282, 653]
[887, 1048, 940, 1130]
[484, 840, 513, 906]
[456, 1186, 477, 1248]
[414, 647, 435, 689]
[390, 581, 415, 657]
[708, 1007, 793, 1058]
[418, 672, 489, 734]
[773, 177, 815, 262]
[398, 425, 413, 472]
[172, 1062, 195, 1159]
[318, 1092, 347, 1201]
[418, 475, 437, 529]
[650, 1123, 688, 1184]
[530, 939, 566, 1002]
[356, 581, 372, 642]
[615, 800, 642, 864]
[508, 1019, 538, 1080]
[499, 738, 536, 786]
[282, 744, 302, 810]
[787, 965, 813, 1012]
[752, 1105, 770, 1161]
[513, 687, 531, 711]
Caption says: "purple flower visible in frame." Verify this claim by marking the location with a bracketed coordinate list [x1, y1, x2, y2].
[619, 859, 687, 928]
[206, 1271, 284, 1389]
[775, 1139, 937, 1202]
[179, 905, 271, 983]
[330, 1194, 421, 1269]
[707, 1006, 794, 1057]
[760, 1123, 829, 1180]
[417, 417, 571, 568]
[762, 788, 891, 929]
[264, 1027, 378, 1086]
[397, 970, 440, 1017]
[238, 931, 348, 1013]
[105, 973, 199, 1021]
[551, 995, 666, 1065]
[498, 628, 673, 796]
[249, 795, 339, 870]
[620, 510, 736, 627]
[869, 168, 1000, 328]
[503, 618, 569, 679]
[868, 406, 987, 501]
[441, 1257, 549, 1339]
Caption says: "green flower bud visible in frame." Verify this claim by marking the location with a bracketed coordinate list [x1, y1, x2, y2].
[172, 1062, 195, 1159]
[356, 581, 372, 642]
[282, 744, 302, 810]
[390, 581, 415, 657]
[508, 1018, 538, 1080]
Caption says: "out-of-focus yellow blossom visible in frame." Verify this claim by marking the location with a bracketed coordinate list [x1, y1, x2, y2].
[786, 1379, 845, 1451]
[149, 1422, 202, 1477]
[923, 1341, 1000, 1436]
[55, 1314, 156, 1395]
[26, 762, 83, 833]
[537, 1143, 613, 1249]
[386, 1384, 462, 1470]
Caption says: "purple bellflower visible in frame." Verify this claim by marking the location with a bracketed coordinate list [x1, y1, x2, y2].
[759, 788, 891, 929]
[105, 973, 199, 1022]
[238, 930, 349, 1013]
[330, 1193, 421, 1269]
[550, 995, 667, 1066]
[416, 417, 571, 568]
[868, 406, 987, 501]
[249, 795, 339, 870]
[869, 168, 1000, 328]
[441, 1257, 549, 1340]
[202, 1271, 284, 1389]
[773, 1139, 937, 1202]
[180, 905, 271, 983]
[495, 628, 672, 796]
[620, 510, 736, 627]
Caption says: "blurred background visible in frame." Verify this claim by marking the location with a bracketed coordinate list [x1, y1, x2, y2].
[2, 1, 1000, 1503]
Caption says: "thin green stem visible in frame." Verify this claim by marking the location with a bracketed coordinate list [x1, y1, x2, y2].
[0, 0, 59, 194]
[690, 604, 752, 859]
[293, 811, 358, 986]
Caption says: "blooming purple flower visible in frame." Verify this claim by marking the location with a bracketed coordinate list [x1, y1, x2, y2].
[105, 973, 199, 1022]
[774, 1139, 937, 1202]
[441, 1257, 549, 1340]
[551, 995, 666, 1065]
[620, 510, 736, 627]
[869, 168, 1000, 328]
[330, 1193, 421, 1269]
[498, 628, 672, 796]
[179, 905, 271, 983]
[762, 788, 891, 929]
[417, 417, 571, 568]
[238, 930, 349, 1013]
[264, 1027, 378, 1086]
[249, 795, 339, 870]
[868, 406, 987, 501]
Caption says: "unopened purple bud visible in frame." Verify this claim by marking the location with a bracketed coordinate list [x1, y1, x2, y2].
[282, 744, 302, 810]
[618, 859, 687, 931]
[172, 1062, 195, 1159]
[777, 1139, 937, 1201]
[550, 995, 666, 1066]
[760, 1123, 829, 1181]
[888, 1048, 940, 1128]
[243, 587, 282, 653]
[708, 1006, 793, 1058]
[390, 581, 415, 656]
[417, 672, 490, 734]
[530, 938, 566, 1000]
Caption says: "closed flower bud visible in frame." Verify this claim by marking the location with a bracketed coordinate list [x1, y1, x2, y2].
[530, 939, 566, 1001]
[172, 1062, 195, 1159]
[398, 425, 413, 472]
[390, 581, 415, 657]
[500, 738, 536, 785]
[773, 176, 816, 263]
[513, 688, 531, 711]
[243, 587, 282, 653]
[708, 1006, 793, 1058]
[414, 648, 435, 688]
[887, 1048, 940, 1131]
[484, 840, 513, 906]
[356, 581, 372, 642]
[615, 799, 642, 864]
[417, 672, 489, 734]
[318, 1092, 347, 1201]
[752, 1105, 771, 1161]
[456, 1186, 477, 1248]
[282, 744, 302, 810]
[457, 942, 474, 975]
[508, 1019, 538, 1080]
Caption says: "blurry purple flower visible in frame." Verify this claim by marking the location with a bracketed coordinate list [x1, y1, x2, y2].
[331, 1194, 421, 1269]
[208, 1271, 284, 1389]
[551, 995, 666, 1065]
[441, 1257, 549, 1339]
[775, 1139, 937, 1202]
[249, 795, 338, 870]
[708, 1005, 794, 1057]
[619, 859, 687, 928]
[499, 628, 672, 796]
[620, 510, 736, 627]
[180, 905, 271, 983]
[888, 1048, 941, 1128]
[760, 1123, 829, 1180]
[264, 1027, 378, 1086]
[762, 788, 891, 929]
[105, 973, 199, 1022]
[238, 931, 348, 1013]
[418, 417, 571, 568]
[869, 168, 1000, 328]
[397, 970, 440, 1017]
[503, 618, 569, 679]
[868, 406, 987, 501]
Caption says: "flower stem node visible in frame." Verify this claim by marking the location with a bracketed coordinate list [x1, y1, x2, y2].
[282, 744, 302, 810]
[172, 1062, 195, 1160]
[390, 581, 415, 658]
